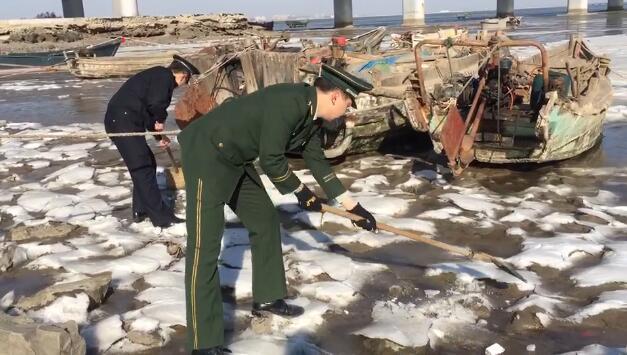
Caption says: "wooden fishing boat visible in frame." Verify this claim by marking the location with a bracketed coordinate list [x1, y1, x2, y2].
[250, 20, 274, 31]
[285, 20, 308, 29]
[0, 37, 123, 69]
[174, 31, 611, 175]
[173, 35, 487, 159]
[412, 35, 611, 174]
[480, 16, 522, 31]
[66, 52, 178, 79]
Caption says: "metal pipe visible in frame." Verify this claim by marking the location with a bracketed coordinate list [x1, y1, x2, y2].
[413, 38, 489, 105]
[453, 77, 486, 157]
[497, 39, 550, 92]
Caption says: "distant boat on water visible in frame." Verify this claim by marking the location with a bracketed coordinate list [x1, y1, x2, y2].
[285, 20, 308, 29]
[0, 37, 123, 69]
[457, 12, 471, 20]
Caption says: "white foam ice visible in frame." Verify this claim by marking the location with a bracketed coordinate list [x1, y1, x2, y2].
[81, 315, 126, 352]
[354, 301, 431, 348]
[572, 241, 627, 287]
[418, 207, 463, 219]
[134, 286, 186, 326]
[298, 281, 359, 307]
[569, 290, 627, 322]
[427, 261, 535, 291]
[508, 234, 605, 271]
[558, 344, 627, 355]
[43, 162, 95, 186]
[507, 293, 565, 317]
[350, 175, 389, 192]
[17, 191, 77, 214]
[28, 293, 90, 325]
[355, 291, 491, 349]
[440, 193, 503, 218]
[356, 194, 411, 216]
[46, 198, 112, 222]
[500, 201, 552, 223]
[228, 335, 323, 355]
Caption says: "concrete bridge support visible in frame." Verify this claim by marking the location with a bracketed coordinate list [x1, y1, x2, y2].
[496, 0, 515, 18]
[402, 0, 426, 25]
[608, 0, 624, 11]
[113, 0, 139, 17]
[568, 0, 588, 14]
[334, 0, 353, 28]
[61, 0, 84, 18]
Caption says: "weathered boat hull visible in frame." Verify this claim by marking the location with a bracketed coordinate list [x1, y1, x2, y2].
[422, 36, 612, 172]
[66, 52, 177, 79]
[473, 106, 606, 164]
[0, 37, 122, 68]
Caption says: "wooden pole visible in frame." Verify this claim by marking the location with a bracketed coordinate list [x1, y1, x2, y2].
[321, 204, 527, 282]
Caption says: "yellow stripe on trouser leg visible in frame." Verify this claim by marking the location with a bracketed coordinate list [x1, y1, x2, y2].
[191, 179, 203, 348]
[185, 176, 226, 351]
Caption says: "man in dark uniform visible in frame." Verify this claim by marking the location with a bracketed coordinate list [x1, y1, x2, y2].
[105, 55, 200, 228]
[178, 64, 377, 355]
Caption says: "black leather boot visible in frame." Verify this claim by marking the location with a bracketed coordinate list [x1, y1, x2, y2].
[153, 216, 186, 228]
[191, 346, 229, 355]
[132, 212, 148, 223]
[252, 299, 304, 317]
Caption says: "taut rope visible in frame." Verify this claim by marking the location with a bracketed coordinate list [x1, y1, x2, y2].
[0, 130, 182, 140]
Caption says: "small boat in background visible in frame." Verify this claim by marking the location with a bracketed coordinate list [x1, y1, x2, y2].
[481, 16, 522, 30]
[0, 37, 123, 69]
[285, 20, 308, 29]
[66, 51, 178, 79]
[250, 20, 274, 31]
[457, 13, 470, 20]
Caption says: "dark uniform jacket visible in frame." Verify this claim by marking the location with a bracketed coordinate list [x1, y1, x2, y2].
[179, 83, 346, 203]
[105, 66, 176, 133]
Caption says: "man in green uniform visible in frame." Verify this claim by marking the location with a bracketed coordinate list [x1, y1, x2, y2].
[178, 64, 377, 355]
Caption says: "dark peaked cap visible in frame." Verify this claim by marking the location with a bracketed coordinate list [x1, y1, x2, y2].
[319, 63, 373, 107]
[172, 54, 200, 76]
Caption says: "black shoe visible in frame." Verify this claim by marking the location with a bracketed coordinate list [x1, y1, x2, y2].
[252, 299, 304, 317]
[132, 212, 148, 223]
[192, 346, 229, 355]
[153, 216, 186, 228]
[172, 216, 186, 224]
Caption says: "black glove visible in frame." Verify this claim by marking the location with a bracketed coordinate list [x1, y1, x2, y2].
[349, 203, 377, 232]
[294, 185, 322, 212]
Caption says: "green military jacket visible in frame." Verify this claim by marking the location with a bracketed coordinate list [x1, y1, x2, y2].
[179, 83, 346, 202]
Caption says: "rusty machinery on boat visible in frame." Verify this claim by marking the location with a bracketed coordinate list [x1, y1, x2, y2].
[406, 34, 612, 175]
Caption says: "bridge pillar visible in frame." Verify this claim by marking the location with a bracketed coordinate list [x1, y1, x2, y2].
[403, 0, 426, 25]
[61, 0, 84, 18]
[334, 0, 353, 28]
[496, 0, 515, 18]
[113, 0, 139, 17]
[568, 0, 588, 14]
[608, 0, 624, 11]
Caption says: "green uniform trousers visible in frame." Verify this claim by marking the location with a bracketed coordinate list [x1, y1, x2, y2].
[184, 166, 288, 350]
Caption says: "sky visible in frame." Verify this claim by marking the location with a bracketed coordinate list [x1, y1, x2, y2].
[0, 0, 588, 20]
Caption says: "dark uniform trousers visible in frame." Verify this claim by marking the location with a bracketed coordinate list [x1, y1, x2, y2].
[182, 148, 287, 350]
[105, 110, 174, 226]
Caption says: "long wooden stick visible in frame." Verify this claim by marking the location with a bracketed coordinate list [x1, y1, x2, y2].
[321, 204, 527, 282]
[165, 146, 180, 173]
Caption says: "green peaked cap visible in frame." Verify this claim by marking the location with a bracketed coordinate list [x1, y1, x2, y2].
[319, 63, 373, 107]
